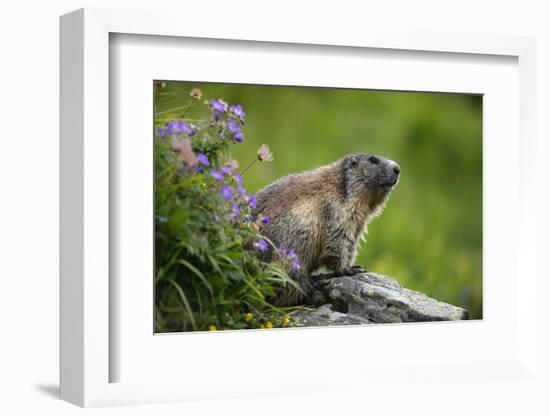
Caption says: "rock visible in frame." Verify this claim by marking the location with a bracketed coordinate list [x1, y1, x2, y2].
[290, 304, 373, 327]
[294, 272, 469, 325]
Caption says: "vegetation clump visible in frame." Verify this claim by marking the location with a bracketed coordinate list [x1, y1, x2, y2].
[155, 87, 300, 332]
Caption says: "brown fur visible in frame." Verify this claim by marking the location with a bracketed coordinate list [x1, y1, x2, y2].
[255, 153, 400, 305]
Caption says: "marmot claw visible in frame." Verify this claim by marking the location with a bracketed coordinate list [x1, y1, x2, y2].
[309, 265, 366, 282]
[341, 265, 366, 276]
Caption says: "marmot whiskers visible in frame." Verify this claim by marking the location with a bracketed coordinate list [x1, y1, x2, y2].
[255, 153, 400, 306]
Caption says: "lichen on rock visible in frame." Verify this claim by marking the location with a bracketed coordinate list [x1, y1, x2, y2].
[291, 272, 469, 327]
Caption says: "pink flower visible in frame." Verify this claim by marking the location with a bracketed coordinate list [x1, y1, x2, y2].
[226, 159, 239, 171]
[257, 144, 273, 162]
[170, 137, 198, 166]
[221, 164, 233, 175]
[190, 88, 202, 100]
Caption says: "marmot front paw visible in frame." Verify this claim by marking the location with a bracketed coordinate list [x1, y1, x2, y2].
[341, 265, 366, 276]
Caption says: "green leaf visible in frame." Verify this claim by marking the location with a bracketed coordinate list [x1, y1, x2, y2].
[174, 259, 214, 298]
[168, 279, 197, 331]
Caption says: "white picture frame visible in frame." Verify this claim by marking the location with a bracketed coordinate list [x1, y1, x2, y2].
[60, 7, 538, 408]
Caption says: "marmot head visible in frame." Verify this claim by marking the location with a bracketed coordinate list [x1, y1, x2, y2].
[339, 152, 400, 207]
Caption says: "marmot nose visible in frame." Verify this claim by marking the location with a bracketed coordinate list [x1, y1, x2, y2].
[393, 164, 401, 175]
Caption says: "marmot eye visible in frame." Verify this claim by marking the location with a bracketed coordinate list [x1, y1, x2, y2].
[369, 156, 380, 165]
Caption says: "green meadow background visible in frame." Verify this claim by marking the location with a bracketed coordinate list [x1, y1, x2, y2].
[156, 81, 483, 319]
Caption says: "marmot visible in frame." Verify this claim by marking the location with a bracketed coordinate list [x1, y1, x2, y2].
[255, 153, 400, 305]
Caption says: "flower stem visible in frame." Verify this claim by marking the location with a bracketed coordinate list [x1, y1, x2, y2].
[240, 159, 257, 176]
[180, 103, 192, 118]
[155, 105, 188, 116]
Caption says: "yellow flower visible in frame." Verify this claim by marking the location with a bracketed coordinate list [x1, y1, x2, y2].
[209, 325, 217, 331]
[265, 321, 273, 329]
[281, 315, 290, 327]
[244, 313, 253, 322]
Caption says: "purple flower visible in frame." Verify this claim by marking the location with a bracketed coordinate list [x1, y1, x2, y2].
[285, 248, 301, 270]
[235, 173, 246, 196]
[235, 174, 243, 186]
[210, 169, 224, 181]
[229, 104, 246, 122]
[248, 195, 257, 210]
[166, 120, 183, 135]
[221, 164, 233, 175]
[164, 121, 178, 135]
[275, 245, 301, 271]
[227, 117, 239, 132]
[253, 239, 269, 252]
[261, 215, 270, 225]
[214, 111, 221, 121]
[196, 152, 210, 167]
[231, 203, 240, 216]
[227, 117, 244, 143]
[233, 131, 244, 143]
[162, 120, 196, 137]
[210, 99, 228, 113]
[220, 184, 233, 201]
[182, 123, 196, 137]
[237, 183, 247, 197]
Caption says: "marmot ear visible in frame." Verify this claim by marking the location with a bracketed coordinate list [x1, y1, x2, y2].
[349, 155, 359, 166]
